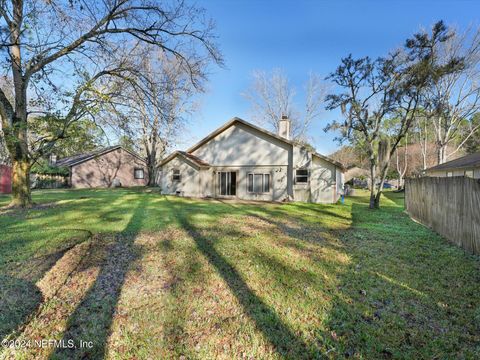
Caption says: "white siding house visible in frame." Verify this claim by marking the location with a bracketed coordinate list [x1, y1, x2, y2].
[159, 117, 345, 204]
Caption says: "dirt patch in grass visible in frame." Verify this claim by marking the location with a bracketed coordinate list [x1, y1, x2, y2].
[0, 201, 59, 216]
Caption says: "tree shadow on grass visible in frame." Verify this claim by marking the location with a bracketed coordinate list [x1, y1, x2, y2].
[321, 201, 480, 359]
[167, 199, 322, 359]
[50, 197, 147, 359]
[0, 275, 43, 340]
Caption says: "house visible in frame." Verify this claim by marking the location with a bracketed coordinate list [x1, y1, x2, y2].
[56, 145, 148, 188]
[159, 117, 345, 203]
[425, 152, 480, 179]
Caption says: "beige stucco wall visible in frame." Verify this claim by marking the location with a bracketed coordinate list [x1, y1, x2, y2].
[161, 157, 201, 197]
[71, 148, 147, 188]
[426, 167, 480, 179]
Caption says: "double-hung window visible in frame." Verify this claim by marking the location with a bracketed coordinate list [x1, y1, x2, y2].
[247, 173, 270, 193]
[134, 168, 144, 179]
[172, 169, 181, 182]
[295, 169, 309, 184]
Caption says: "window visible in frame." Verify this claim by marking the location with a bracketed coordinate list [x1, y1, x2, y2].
[134, 168, 144, 179]
[295, 169, 309, 183]
[465, 170, 474, 178]
[447, 171, 453, 177]
[218, 171, 236, 196]
[247, 173, 270, 193]
[172, 169, 181, 182]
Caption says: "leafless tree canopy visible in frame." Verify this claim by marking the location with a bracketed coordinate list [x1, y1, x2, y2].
[243, 68, 328, 142]
[110, 45, 200, 185]
[423, 26, 480, 164]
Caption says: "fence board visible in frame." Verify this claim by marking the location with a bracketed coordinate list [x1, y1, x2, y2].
[405, 177, 480, 255]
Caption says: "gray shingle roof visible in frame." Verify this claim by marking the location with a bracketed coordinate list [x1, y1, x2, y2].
[427, 152, 480, 171]
[56, 145, 145, 167]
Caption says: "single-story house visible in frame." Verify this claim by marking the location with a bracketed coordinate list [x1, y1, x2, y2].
[55, 145, 148, 188]
[159, 117, 345, 203]
[425, 152, 480, 179]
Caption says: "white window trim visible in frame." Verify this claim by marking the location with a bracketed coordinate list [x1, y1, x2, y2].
[172, 169, 181, 182]
[247, 173, 271, 194]
[465, 170, 474, 178]
[295, 169, 309, 184]
[134, 168, 144, 179]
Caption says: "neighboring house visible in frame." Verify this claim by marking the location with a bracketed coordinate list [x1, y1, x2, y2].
[425, 152, 480, 179]
[0, 164, 12, 194]
[56, 145, 148, 188]
[159, 117, 345, 203]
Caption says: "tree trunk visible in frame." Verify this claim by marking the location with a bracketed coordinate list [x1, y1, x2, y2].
[369, 191, 376, 209]
[374, 191, 382, 208]
[145, 148, 157, 187]
[147, 163, 156, 186]
[437, 143, 447, 164]
[10, 156, 32, 207]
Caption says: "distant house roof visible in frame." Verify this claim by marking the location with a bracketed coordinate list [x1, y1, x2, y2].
[56, 145, 145, 167]
[183, 117, 346, 170]
[159, 150, 210, 169]
[426, 152, 480, 172]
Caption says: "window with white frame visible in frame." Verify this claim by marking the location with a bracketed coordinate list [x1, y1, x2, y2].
[446, 171, 453, 177]
[247, 173, 270, 193]
[134, 168, 144, 179]
[295, 169, 309, 183]
[465, 170, 474, 178]
[172, 169, 181, 182]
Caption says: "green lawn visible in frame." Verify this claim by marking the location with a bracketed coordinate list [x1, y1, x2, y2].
[0, 188, 479, 359]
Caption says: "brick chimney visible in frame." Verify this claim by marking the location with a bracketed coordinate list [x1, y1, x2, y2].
[278, 115, 291, 140]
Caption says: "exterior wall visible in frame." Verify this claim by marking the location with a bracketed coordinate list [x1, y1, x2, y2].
[190, 122, 293, 201]
[309, 156, 338, 203]
[161, 157, 201, 197]
[292, 146, 312, 202]
[191, 123, 291, 166]
[161, 122, 343, 204]
[426, 167, 480, 179]
[209, 165, 289, 202]
[0, 164, 12, 194]
[71, 148, 147, 188]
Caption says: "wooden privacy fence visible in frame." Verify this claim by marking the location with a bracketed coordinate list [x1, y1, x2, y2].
[405, 177, 480, 255]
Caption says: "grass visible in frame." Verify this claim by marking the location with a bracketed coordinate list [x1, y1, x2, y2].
[0, 188, 479, 359]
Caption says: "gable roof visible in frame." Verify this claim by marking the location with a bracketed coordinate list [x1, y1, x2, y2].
[426, 152, 480, 172]
[56, 145, 145, 167]
[159, 150, 210, 169]
[184, 117, 345, 170]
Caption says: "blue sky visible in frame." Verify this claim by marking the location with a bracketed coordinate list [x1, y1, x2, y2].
[183, 0, 480, 155]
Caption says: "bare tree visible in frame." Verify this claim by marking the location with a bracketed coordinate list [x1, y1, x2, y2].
[415, 113, 430, 170]
[424, 26, 480, 164]
[396, 134, 408, 188]
[243, 69, 327, 141]
[119, 47, 198, 185]
[0, 0, 222, 207]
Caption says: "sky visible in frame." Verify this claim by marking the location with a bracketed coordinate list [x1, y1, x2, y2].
[179, 0, 480, 155]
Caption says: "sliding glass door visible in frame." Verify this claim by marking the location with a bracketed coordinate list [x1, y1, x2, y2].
[218, 171, 236, 196]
